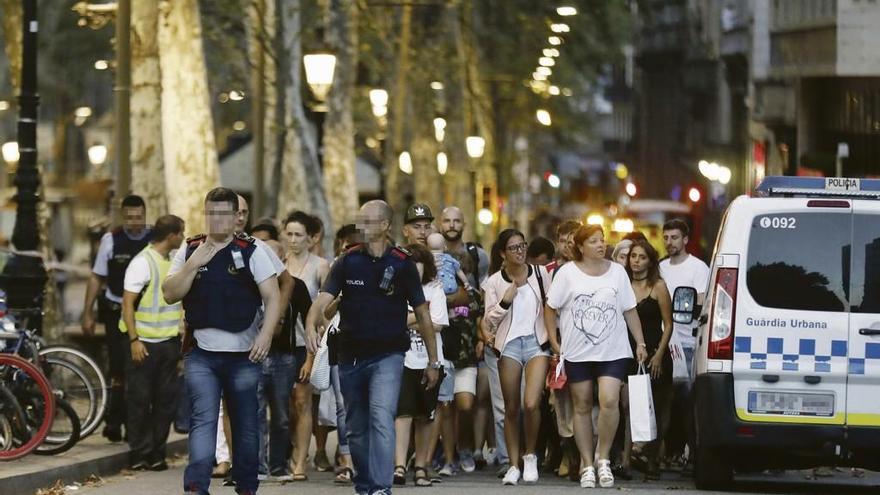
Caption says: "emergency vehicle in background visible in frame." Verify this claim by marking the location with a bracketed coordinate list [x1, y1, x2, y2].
[674, 176, 880, 490]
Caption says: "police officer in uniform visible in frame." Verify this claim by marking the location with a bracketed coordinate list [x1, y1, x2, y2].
[120, 214, 186, 471]
[82, 194, 151, 442]
[306, 200, 440, 495]
[163, 187, 281, 495]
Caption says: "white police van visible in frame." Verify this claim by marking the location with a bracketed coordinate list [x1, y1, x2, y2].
[673, 176, 880, 490]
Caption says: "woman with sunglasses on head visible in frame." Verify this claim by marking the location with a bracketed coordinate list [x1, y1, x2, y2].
[544, 225, 648, 489]
[483, 229, 551, 486]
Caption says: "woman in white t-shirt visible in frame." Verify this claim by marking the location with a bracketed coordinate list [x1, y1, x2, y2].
[544, 224, 648, 489]
[483, 229, 551, 486]
[394, 244, 448, 487]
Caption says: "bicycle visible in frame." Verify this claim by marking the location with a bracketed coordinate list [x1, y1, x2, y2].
[1, 307, 107, 439]
[0, 353, 55, 460]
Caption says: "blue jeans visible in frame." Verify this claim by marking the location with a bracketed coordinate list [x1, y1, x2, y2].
[330, 365, 350, 455]
[339, 352, 404, 494]
[258, 351, 297, 475]
[183, 348, 261, 495]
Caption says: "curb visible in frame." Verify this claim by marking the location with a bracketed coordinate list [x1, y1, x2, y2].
[1, 437, 188, 495]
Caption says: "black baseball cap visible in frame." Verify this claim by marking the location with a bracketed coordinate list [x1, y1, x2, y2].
[404, 203, 434, 224]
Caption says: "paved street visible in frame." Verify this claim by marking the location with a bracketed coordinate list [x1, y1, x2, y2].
[63, 456, 880, 495]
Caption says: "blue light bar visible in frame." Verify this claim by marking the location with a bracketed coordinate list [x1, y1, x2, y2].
[755, 176, 880, 199]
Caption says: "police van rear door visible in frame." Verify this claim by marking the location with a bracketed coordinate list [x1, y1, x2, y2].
[735, 201, 851, 425]
[846, 200, 880, 426]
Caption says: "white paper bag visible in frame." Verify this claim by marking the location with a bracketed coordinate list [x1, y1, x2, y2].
[628, 364, 657, 443]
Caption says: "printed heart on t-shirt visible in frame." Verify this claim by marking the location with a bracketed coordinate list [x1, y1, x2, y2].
[570, 287, 619, 345]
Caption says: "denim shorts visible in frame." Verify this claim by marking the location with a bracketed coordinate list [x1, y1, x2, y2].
[438, 361, 455, 403]
[500, 334, 550, 366]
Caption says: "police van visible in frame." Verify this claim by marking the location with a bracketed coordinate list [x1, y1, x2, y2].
[673, 176, 880, 490]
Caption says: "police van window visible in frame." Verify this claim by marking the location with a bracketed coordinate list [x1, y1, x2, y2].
[746, 213, 849, 312]
[850, 214, 880, 314]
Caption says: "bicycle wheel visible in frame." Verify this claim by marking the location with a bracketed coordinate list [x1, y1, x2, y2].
[35, 397, 80, 455]
[38, 346, 107, 438]
[0, 354, 55, 461]
[39, 357, 96, 442]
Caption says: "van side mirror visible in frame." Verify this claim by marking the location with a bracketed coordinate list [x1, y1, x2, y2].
[673, 286, 699, 324]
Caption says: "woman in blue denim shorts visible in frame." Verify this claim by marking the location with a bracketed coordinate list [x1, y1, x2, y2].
[483, 229, 551, 486]
[544, 225, 648, 489]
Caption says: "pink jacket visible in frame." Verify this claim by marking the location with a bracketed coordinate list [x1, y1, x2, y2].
[482, 264, 551, 353]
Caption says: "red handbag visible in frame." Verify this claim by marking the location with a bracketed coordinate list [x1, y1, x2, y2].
[547, 355, 567, 390]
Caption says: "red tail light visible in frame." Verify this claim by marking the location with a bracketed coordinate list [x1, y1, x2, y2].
[708, 268, 738, 360]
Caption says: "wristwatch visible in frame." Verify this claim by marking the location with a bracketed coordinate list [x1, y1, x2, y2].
[428, 361, 443, 370]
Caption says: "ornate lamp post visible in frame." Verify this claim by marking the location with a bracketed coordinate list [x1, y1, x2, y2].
[0, 0, 48, 329]
[302, 51, 337, 167]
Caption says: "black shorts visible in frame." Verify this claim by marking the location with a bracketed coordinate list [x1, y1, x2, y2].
[396, 367, 444, 419]
[565, 358, 632, 383]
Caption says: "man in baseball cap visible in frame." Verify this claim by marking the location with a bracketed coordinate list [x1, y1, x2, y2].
[402, 203, 434, 245]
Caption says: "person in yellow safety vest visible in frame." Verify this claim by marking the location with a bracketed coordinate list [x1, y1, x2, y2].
[120, 214, 186, 471]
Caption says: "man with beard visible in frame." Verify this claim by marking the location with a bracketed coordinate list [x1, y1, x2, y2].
[437, 207, 496, 475]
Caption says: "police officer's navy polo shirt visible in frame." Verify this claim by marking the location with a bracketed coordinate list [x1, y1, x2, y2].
[322, 244, 426, 361]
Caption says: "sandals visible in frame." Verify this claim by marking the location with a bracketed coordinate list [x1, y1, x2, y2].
[292, 472, 308, 482]
[413, 466, 432, 487]
[393, 465, 407, 486]
[597, 459, 614, 488]
[335, 467, 353, 484]
[580, 466, 596, 488]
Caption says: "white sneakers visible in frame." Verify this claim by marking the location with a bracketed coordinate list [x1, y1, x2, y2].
[522, 454, 539, 483]
[502, 465, 521, 485]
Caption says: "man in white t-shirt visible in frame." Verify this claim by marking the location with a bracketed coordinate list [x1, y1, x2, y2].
[658, 219, 710, 377]
[121, 214, 186, 471]
[163, 187, 281, 495]
[658, 219, 709, 471]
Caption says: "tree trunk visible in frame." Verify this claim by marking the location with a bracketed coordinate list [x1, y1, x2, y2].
[444, 4, 475, 240]
[321, 0, 358, 229]
[384, 4, 412, 229]
[130, 0, 167, 221]
[158, 0, 220, 234]
[412, 91, 441, 212]
[0, 0, 22, 93]
[277, 0, 331, 248]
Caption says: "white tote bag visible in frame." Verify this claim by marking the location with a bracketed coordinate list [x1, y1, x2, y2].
[628, 364, 657, 443]
[310, 327, 331, 392]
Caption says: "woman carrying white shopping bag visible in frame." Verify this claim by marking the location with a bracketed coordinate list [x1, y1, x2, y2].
[544, 225, 647, 489]
[625, 239, 675, 480]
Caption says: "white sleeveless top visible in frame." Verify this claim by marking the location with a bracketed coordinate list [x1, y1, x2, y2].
[287, 253, 325, 347]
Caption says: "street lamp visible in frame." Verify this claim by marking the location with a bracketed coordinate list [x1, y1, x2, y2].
[433, 118, 446, 142]
[536, 109, 552, 126]
[557, 6, 578, 16]
[436, 152, 448, 175]
[539, 57, 555, 67]
[369, 89, 388, 118]
[303, 52, 337, 110]
[398, 151, 413, 174]
[477, 208, 494, 225]
[0, 0, 48, 329]
[2, 141, 19, 166]
[88, 144, 108, 167]
[466, 136, 485, 159]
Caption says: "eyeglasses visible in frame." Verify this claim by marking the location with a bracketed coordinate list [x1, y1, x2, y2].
[506, 242, 529, 253]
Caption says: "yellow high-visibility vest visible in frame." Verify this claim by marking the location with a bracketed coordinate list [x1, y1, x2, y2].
[120, 246, 182, 339]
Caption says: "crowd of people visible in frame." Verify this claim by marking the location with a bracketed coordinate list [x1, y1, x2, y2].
[82, 189, 710, 495]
